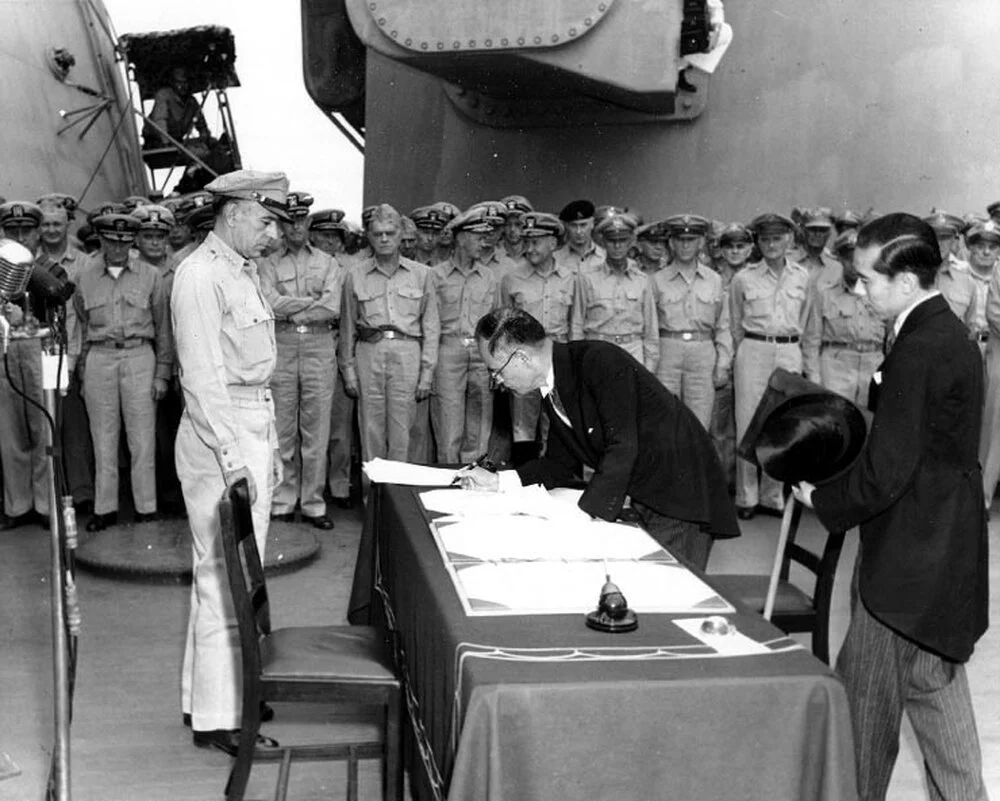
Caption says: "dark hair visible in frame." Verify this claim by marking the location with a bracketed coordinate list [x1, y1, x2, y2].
[474, 307, 546, 354]
[856, 213, 941, 289]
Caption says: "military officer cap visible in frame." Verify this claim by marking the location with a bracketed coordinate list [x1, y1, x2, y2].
[559, 199, 596, 222]
[86, 201, 128, 225]
[595, 205, 643, 226]
[922, 211, 963, 236]
[468, 201, 507, 227]
[122, 195, 151, 212]
[521, 212, 564, 239]
[308, 208, 346, 231]
[800, 207, 834, 229]
[0, 201, 43, 228]
[833, 210, 862, 233]
[76, 223, 99, 249]
[360, 205, 379, 230]
[962, 212, 987, 234]
[432, 201, 461, 222]
[447, 205, 497, 234]
[831, 229, 858, 259]
[749, 213, 796, 236]
[500, 195, 533, 216]
[130, 203, 175, 231]
[161, 196, 183, 214]
[987, 201, 1000, 221]
[594, 213, 637, 241]
[177, 191, 214, 228]
[717, 222, 753, 246]
[410, 205, 448, 231]
[92, 213, 140, 242]
[636, 221, 670, 241]
[37, 192, 78, 219]
[204, 169, 291, 221]
[966, 220, 1000, 246]
[664, 214, 711, 238]
[286, 191, 314, 218]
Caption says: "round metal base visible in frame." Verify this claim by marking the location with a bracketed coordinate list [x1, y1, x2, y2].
[585, 609, 638, 633]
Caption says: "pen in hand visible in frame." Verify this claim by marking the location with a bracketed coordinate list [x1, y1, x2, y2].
[451, 453, 495, 486]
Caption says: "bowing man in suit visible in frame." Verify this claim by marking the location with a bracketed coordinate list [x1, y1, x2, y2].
[795, 214, 988, 801]
[459, 306, 740, 570]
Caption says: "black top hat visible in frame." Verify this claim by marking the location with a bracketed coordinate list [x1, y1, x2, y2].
[738, 368, 868, 484]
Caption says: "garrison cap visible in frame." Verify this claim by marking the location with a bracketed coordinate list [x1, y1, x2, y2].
[93, 213, 140, 242]
[831, 229, 858, 258]
[286, 191, 314, 218]
[37, 193, 78, 219]
[833, 210, 862, 233]
[987, 201, 1000, 221]
[594, 213, 637, 240]
[664, 214, 711, 237]
[636, 221, 670, 241]
[922, 211, 963, 236]
[400, 215, 417, 235]
[0, 201, 43, 228]
[500, 195, 533, 216]
[122, 195, 151, 212]
[410, 205, 448, 231]
[447, 205, 497, 234]
[966, 220, 1000, 245]
[204, 169, 291, 221]
[717, 222, 753, 246]
[130, 204, 175, 231]
[560, 199, 595, 222]
[308, 208, 346, 231]
[800, 207, 834, 229]
[749, 213, 796, 235]
[86, 202, 128, 225]
[521, 212, 564, 238]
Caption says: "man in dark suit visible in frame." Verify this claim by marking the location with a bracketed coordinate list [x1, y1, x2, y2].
[795, 213, 988, 801]
[459, 307, 740, 569]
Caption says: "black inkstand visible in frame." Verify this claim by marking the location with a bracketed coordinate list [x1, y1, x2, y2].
[586, 573, 638, 633]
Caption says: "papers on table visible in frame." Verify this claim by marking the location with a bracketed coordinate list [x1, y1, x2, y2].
[363, 457, 458, 486]
[420, 484, 591, 524]
[673, 616, 772, 656]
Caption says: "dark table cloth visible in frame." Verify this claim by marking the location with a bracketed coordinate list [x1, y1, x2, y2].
[348, 484, 858, 801]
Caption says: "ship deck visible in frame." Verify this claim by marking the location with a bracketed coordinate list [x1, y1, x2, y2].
[2, 500, 998, 801]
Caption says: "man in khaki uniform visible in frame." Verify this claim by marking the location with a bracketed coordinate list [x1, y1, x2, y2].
[963, 220, 1000, 357]
[308, 208, 348, 258]
[174, 169, 287, 755]
[730, 213, 811, 519]
[259, 191, 343, 529]
[635, 221, 670, 275]
[925, 212, 977, 322]
[554, 199, 606, 274]
[73, 213, 173, 531]
[499, 195, 533, 261]
[340, 204, 440, 462]
[652, 214, 731, 429]
[572, 214, 658, 372]
[410, 205, 446, 266]
[795, 208, 839, 281]
[472, 201, 518, 282]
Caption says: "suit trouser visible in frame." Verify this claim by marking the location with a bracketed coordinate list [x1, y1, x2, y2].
[709, 379, 736, 489]
[978, 341, 1000, 500]
[819, 347, 881, 408]
[61, 377, 95, 505]
[0, 339, 49, 517]
[271, 331, 334, 517]
[734, 338, 802, 510]
[82, 344, 156, 515]
[655, 338, 716, 429]
[837, 594, 986, 801]
[431, 339, 493, 464]
[356, 339, 420, 462]
[632, 501, 713, 571]
[155, 378, 184, 511]
[327, 359, 355, 499]
[178, 394, 274, 730]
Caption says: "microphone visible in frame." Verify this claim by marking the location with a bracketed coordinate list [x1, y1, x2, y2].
[0, 238, 35, 299]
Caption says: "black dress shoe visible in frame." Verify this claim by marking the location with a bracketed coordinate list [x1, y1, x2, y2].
[0, 511, 38, 531]
[302, 514, 334, 530]
[331, 496, 354, 510]
[36, 514, 50, 530]
[270, 512, 295, 523]
[192, 728, 279, 756]
[75, 499, 94, 517]
[757, 505, 785, 519]
[133, 511, 159, 524]
[736, 506, 756, 521]
[85, 513, 117, 532]
[184, 703, 273, 728]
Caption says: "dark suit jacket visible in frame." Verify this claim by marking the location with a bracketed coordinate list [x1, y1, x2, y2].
[813, 295, 988, 662]
[516, 340, 740, 540]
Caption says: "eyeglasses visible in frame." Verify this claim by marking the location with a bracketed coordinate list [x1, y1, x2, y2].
[487, 349, 519, 389]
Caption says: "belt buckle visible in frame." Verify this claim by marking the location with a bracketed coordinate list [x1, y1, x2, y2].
[295, 324, 308, 334]
[383, 330, 397, 340]
[462, 337, 475, 347]
[681, 332, 693, 342]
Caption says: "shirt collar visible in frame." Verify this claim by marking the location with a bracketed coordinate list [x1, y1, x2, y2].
[539, 364, 556, 398]
[204, 231, 253, 276]
[893, 291, 941, 338]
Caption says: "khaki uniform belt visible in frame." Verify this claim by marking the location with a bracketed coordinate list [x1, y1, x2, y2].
[658, 330, 713, 342]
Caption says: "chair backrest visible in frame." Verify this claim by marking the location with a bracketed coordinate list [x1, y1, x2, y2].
[779, 501, 847, 615]
[219, 479, 270, 687]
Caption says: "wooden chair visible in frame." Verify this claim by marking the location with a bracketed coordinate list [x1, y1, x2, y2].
[711, 501, 847, 664]
[219, 479, 403, 801]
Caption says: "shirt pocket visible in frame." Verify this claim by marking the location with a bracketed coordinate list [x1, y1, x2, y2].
[228, 300, 274, 369]
[693, 283, 720, 325]
[394, 285, 425, 319]
[354, 284, 384, 320]
[743, 283, 772, 318]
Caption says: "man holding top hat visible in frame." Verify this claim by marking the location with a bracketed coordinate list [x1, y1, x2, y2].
[794, 213, 988, 801]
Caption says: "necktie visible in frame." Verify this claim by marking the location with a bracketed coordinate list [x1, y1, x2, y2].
[547, 387, 572, 428]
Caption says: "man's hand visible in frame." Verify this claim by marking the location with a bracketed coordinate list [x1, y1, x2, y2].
[455, 466, 499, 491]
[224, 466, 258, 506]
[792, 481, 816, 508]
[415, 385, 431, 401]
[152, 377, 168, 401]
[344, 376, 359, 399]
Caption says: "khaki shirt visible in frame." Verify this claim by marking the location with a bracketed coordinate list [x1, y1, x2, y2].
[572, 259, 659, 369]
[477, 247, 518, 282]
[432, 259, 500, 338]
[339, 256, 440, 391]
[653, 263, 733, 374]
[966, 267, 992, 336]
[258, 242, 343, 324]
[730, 259, 811, 346]
[554, 241, 606, 275]
[501, 259, 576, 341]
[802, 266, 886, 380]
[937, 260, 976, 324]
[73, 251, 173, 382]
[171, 232, 277, 474]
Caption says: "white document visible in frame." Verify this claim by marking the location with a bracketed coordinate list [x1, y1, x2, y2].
[420, 484, 592, 523]
[673, 617, 773, 656]
[363, 457, 459, 486]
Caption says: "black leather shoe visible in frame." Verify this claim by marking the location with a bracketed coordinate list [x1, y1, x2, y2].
[302, 514, 334, 530]
[184, 703, 273, 728]
[270, 512, 295, 523]
[736, 506, 756, 521]
[0, 511, 38, 531]
[757, 505, 785, 519]
[134, 511, 159, 524]
[36, 514, 50, 530]
[75, 499, 94, 517]
[85, 513, 117, 532]
[331, 496, 353, 510]
[192, 728, 279, 756]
